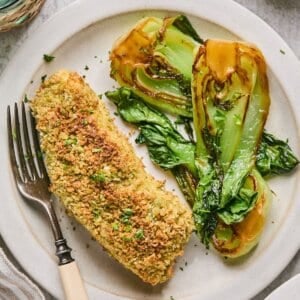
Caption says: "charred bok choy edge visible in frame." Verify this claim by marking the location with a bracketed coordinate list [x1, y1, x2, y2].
[109, 15, 202, 117]
[191, 40, 273, 255]
[107, 15, 299, 257]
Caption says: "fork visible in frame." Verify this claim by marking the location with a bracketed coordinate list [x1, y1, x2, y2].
[7, 102, 88, 300]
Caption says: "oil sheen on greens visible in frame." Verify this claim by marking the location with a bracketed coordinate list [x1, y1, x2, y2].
[107, 15, 299, 256]
[109, 15, 202, 117]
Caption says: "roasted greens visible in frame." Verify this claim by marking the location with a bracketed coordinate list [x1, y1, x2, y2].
[106, 15, 299, 257]
[191, 40, 272, 248]
[256, 131, 299, 176]
[110, 15, 202, 116]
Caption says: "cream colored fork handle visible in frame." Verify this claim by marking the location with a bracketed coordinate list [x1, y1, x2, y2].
[59, 261, 88, 300]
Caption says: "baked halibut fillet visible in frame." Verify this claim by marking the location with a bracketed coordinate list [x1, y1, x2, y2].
[31, 70, 194, 285]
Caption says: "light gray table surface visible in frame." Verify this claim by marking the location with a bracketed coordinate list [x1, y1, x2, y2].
[0, 0, 299, 299]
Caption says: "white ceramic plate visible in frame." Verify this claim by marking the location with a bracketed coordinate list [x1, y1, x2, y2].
[265, 274, 300, 300]
[0, 1, 299, 299]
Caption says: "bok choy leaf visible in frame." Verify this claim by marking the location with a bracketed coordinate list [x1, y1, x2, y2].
[106, 87, 197, 175]
[192, 40, 271, 244]
[256, 131, 299, 176]
[109, 15, 202, 116]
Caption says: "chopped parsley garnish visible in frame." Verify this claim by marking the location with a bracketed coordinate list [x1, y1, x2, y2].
[41, 75, 47, 83]
[122, 236, 132, 242]
[92, 207, 101, 219]
[135, 229, 144, 240]
[280, 49, 285, 55]
[84, 65, 89, 71]
[124, 225, 132, 232]
[120, 208, 134, 224]
[123, 208, 133, 216]
[23, 94, 29, 103]
[90, 172, 106, 183]
[64, 137, 77, 145]
[112, 223, 119, 231]
[110, 68, 118, 76]
[37, 151, 43, 159]
[43, 54, 55, 63]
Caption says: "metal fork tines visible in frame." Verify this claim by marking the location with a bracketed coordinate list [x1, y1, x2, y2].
[7, 102, 74, 265]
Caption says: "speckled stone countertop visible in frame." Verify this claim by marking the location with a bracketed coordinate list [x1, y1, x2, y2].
[0, 0, 299, 299]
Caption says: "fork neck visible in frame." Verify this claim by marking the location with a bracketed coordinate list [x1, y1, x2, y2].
[43, 202, 74, 265]
[55, 239, 74, 265]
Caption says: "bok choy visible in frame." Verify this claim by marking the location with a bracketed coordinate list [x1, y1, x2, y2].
[110, 15, 202, 117]
[192, 40, 272, 249]
[106, 15, 299, 258]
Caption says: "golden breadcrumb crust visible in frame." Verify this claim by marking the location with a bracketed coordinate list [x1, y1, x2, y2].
[30, 70, 194, 285]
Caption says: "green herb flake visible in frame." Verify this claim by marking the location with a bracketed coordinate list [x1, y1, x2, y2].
[90, 173, 106, 183]
[123, 208, 133, 216]
[37, 151, 43, 159]
[82, 119, 88, 126]
[64, 137, 78, 146]
[110, 68, 118, 76]
[92, 207, 101, 219]
[120, 208, 134, 224]
[98, 94, 103, 99]
[122, 236, 132, 242]
[135, 228, 144, 240]
[179, 267, 184, 271]
[43, 54, 55, 63]
[112, 222, 119, 231]
[124, 225, 132, 232]
[23, 94, 29, 103]
[41, 75, 47, 83]
[280, 49, 285, 55]
[84, 65, 89, 71]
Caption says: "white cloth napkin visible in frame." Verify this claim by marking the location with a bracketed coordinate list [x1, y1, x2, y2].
[0, 248, 45, 300]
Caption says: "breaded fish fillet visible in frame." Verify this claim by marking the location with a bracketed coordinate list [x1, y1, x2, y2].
[30, 70, 194, 285]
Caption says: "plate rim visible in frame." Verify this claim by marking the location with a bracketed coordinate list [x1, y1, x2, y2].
[265, 273, 300, 300]
[0, 0, 299, 299]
